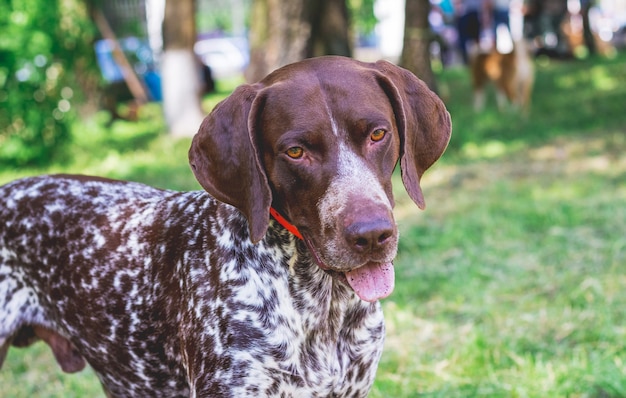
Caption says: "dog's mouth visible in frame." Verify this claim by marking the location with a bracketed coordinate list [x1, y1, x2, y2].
[302, 235, 395, 303]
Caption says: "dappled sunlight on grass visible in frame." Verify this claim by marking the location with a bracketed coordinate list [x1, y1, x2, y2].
[383, 126, 626, 395]
[384, 52, 626, 394]
[589, 65, 620, 91]
[460, 139, 519, 160]
[556, 64, 620, 92]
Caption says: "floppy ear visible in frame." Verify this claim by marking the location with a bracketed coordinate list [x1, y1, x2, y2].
[374, 60, 452, 209]
[189, 84, 272, 243]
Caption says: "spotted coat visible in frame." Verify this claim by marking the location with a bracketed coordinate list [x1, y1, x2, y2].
[0, 175, 385, 396]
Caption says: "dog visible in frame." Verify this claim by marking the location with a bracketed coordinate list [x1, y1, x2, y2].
[470, 39, 534, 114]
[0, 56, 451, 397]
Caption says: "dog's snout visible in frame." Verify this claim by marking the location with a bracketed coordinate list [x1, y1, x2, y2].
[345, 219, 395, 254]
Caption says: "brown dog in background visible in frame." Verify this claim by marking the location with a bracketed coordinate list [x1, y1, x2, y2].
[470, 39, 534, 114]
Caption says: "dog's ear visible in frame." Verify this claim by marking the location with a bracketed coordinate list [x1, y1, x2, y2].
[374, 60, 451, 209]
[189, 84, 272, 243]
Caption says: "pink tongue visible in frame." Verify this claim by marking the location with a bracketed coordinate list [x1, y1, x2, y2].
[345, 262, 395, 302]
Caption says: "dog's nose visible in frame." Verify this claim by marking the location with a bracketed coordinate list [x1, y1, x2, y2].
[345, 220, 395, 254]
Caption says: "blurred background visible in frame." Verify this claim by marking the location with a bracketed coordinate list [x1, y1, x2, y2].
[1, 0, 625, 163]
[1, 0, 626, 396]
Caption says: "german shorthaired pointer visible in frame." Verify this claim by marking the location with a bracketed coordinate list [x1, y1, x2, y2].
[0, 56, 451, 397]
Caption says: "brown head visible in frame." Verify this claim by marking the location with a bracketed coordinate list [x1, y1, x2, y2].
[189, 56, 451, 301]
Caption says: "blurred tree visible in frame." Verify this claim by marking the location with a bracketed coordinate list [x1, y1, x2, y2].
[161, 0, 205, 136]
[0, 0, 97, 166]
[245, 0, 309, 82]
[400, 0, 437, 92]
[245, 0, 352, 82]
[306, 0, 352, 57]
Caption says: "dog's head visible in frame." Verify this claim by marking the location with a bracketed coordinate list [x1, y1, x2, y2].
[189, 56, 451, 301]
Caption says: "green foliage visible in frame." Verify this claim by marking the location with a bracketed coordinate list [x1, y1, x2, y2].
[196, 0, 251, 34]
[0, 0, 96, 167]
[348, 0, 377, 35]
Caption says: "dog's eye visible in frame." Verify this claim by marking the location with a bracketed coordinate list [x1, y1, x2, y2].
[286, 146, 304, 159]
[370, 129, 386, 142]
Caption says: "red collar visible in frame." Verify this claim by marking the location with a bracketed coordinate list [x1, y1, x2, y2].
[270, 207, 303, 240]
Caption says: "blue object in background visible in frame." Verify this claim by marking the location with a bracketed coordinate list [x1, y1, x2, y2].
[94, 38, 162, 101]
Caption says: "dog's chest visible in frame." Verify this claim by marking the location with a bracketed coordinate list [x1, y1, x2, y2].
[178, 213, 386, 396]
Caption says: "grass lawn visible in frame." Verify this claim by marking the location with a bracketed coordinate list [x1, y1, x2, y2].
[1, 53, 625, 397]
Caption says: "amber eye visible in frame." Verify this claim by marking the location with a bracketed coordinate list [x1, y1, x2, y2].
[286, 146, 304, 159]
[370, 129, 386, 142]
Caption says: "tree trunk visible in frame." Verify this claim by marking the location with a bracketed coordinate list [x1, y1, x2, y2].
[161, 0, 204, 136]
[400, 0, 437, 92]
[245, 0, 310, 82]
[306, 0, 352, 57]
[246, 0, 352, 83]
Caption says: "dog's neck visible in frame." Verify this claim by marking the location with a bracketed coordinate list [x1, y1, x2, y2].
[264, 218, 381, 327]
[270, 207, 303, 240]
[263, 227, 384, 387]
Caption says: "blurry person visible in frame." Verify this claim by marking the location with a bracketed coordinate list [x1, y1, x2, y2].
[486, 0, 512, 38]
[486, 0, 515, 53]
[455, 0, 486, 63]
[430, 0, 459, 66]
[538, 0, 568, 56]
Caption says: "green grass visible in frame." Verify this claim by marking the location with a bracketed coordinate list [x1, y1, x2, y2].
[373, 132, 626, 397]
[1, 53, 626, 397]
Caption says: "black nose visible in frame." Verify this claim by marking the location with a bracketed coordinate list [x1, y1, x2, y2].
[345, 219, 395, 254]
